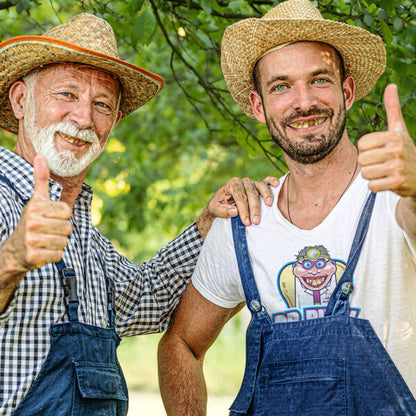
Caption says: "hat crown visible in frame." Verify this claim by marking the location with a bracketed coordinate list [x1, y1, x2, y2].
[263, 0, 323, 21]
[42, 13, 119, 58]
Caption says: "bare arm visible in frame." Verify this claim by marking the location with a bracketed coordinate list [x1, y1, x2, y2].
[158, 282, 244, 416]
[0, 156, 72, 313]
[197, 176, 279, 239]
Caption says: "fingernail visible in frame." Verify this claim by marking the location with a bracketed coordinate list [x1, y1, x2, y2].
[229, 208, 237, 216]
[266, 197, 273, 205]
[244, 217, 250, 225]
[252, 215, 260, 225]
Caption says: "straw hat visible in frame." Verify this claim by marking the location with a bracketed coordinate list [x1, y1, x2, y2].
[221, 0, 386, 118]
[0, 13, 164, 134]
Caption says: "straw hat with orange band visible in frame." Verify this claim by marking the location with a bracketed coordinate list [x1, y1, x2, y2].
[0, 13, 164, 135]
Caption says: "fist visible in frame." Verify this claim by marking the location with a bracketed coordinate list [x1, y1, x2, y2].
[358, 84, 416, 197]
[12, 155, 72, 271]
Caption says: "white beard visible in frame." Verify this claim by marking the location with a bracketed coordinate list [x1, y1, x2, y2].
[23, 92, 105, 177]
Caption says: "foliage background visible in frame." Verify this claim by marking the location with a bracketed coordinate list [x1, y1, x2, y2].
[1, 0, 415, 397]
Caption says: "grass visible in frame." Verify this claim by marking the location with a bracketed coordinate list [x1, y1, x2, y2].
[117, 314, 248, 397]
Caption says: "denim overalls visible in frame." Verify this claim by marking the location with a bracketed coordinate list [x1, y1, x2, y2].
[230, 192, 416, 416]
[0, 175, 128, 416]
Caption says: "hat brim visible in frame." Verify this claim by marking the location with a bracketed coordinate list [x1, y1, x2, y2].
[221, 18, 386, 118]
[0, 36, 164, 134]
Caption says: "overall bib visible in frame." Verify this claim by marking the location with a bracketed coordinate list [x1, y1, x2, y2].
[0, 175, 128, 416]
[229, 192, 416, 416]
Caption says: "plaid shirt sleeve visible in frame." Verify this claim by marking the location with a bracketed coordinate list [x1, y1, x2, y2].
[100, 223, 203, 336]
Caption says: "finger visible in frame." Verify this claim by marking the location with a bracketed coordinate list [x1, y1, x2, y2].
[242, 178, 261, 225]
[32, 155, 50, 201]
[263, 176, 279, 187]
[357, 145, 388, 167]
[29, 218, 73, 236]
[385, 84, 407, 134]
[254, 180, 275, 206]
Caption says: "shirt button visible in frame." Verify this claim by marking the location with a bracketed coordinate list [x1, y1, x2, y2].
[50, 183, 59, 193]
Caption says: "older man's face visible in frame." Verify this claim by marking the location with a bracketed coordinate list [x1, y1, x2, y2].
[23, 63, 121, 177]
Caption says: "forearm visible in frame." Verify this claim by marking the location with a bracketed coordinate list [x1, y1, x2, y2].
[396, 196, 416, 240]
[196, 206, 216, 240]
[0, 241, 26, 313]
[158, 334, 207, 416]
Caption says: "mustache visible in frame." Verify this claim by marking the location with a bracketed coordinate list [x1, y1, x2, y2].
[281, 108, 335, 126]
[43, 121, 99, 144]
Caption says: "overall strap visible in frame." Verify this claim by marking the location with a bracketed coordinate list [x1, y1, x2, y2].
[231, 216, 271, 322]
[55, 260, 79, 322]
[325, 192, 376, 316]
[0, 174, 27, 203]
[97, 255, 116, 329]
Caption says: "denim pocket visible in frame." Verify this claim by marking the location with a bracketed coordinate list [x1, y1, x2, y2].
[256, 358, 346, 416]
[72, 361, 127, 416]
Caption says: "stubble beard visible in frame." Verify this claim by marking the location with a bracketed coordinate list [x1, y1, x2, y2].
[266, 105, 347, 165]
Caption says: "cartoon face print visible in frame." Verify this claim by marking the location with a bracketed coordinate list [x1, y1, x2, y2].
[292, 247, 337, 292]
[278, 245, 345, 310]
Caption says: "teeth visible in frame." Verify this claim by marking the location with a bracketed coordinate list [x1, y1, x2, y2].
[305, 277, 325, 287]
[289, 117, 326, 129]
[59, 132, 86, 146]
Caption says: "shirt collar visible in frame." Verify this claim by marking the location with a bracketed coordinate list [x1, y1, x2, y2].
[0, 147, 93, 204]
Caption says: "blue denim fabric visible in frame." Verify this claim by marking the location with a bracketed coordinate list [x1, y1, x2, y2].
[0, 176, 128, 416]
[230, 193, 416, 416]
[11, 322, 128, 416]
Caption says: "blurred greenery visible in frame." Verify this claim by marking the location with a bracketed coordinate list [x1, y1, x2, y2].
[1, 0, 415, 259]
[1, 0, 415, 397]
[118, 314, 248, 396]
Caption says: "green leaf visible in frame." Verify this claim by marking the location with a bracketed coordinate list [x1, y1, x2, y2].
[228, 0, 245, 12]
[131, 8, 156, 46]
[378, 9, 389, 22]
[393, 17, 404, 32]
[379, 0, 395, 13]
[363, 12, 374, 27]
[130, 0, 145, 13]
[379, 19, 393, 45]
[200, 0, 213, 14]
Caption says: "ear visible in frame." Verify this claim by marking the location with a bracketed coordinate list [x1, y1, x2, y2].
[114, 109, 122, 126]
[8, 80, 27, 120]
[342, 76, 355, 111]
[249, 90, 266, 124]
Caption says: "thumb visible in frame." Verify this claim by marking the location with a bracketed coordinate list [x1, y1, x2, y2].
[384, 84, 407, 133]
[32, 155, 51, 201]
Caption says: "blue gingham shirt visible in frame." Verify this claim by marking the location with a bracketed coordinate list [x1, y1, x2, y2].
[0, 147, 203, 414]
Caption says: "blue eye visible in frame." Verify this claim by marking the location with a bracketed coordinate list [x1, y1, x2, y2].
[275, 84, 287, 91]
[303, 261, 312, 270]
[316, 260, 325, 268]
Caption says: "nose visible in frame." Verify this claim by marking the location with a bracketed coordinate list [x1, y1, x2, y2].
[68, 98, 94, 130]
[292, 83, 318, 112]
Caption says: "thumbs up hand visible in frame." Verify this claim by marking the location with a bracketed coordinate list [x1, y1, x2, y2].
[357, 84, 416, 197]
[7, 155, 73, 272]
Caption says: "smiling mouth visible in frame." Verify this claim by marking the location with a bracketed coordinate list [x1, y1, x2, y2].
[58, 132, 87, 146]
[289, 117, 326, 129]
[303, 276, 327, 287]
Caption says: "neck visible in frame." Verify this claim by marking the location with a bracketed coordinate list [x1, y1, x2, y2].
[50, 171, 86, 210]
[279, 137, 360, 229]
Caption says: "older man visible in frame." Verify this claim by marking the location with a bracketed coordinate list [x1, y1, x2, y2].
[158, 0, 416, 415]
[0, 13, 276, 416]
